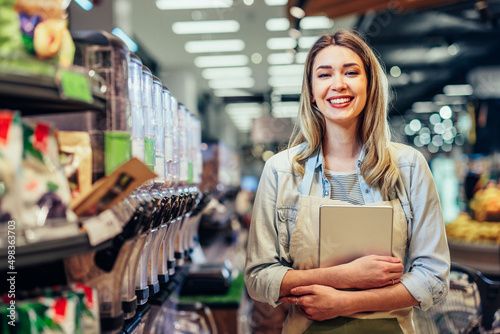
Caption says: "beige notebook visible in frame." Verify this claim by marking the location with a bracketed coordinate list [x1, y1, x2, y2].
[319, 205, 393, 268]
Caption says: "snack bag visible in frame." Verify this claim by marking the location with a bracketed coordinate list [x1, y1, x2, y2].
[0, 0, 75, 67]
[0, 110, 23, 224]
[18, 120, 77, 228]
[57, 131, 93, 202]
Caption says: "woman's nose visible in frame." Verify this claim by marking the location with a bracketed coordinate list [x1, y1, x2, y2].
[330, 76, 347, 91]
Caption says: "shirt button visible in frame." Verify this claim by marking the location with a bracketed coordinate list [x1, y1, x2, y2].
[365, 189, 369, 193]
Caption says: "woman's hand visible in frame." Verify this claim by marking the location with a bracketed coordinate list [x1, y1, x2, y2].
[279, 285, 349, 321]
[335, 255, 404, 289]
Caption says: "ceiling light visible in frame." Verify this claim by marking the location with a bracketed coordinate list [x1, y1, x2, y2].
[429, 113, 441, 125]
[213, 89, 253, 97]
[111, 27, 137, 52]
[447, 43, 460, 56]
[172, 20, 240, 34]
[202, 67, 252, 80]
[290, 6, 305, 19]
[265, 0, 287, 5]
[299, 16, 333, 30]
[390, 66, 401, 78]
[299, 36, 320, 49]
[295, 52, 308, 64]
[412, 101, 436, 113]
[156, 0, 233, 10]
[74, 0, 93, 10]
[266, 18, 290, 31]
[268, 64, 304, 76]
[208, 77, 255, 89]
[251, 53, 263, 64]
[243, 0, 254, 5]
[272, 102, 299, 118]
[267, 37, 297, 50]
[443, 84, 473, 96]
[267, 52, 295, 65]
[272, 86, 302, 95]
[409, 119, 421, 132]
[185, 39, 245, 53]
[269, 76, 303, 87]
[439, 106, 452, 119]
[194, 55, 249, 68]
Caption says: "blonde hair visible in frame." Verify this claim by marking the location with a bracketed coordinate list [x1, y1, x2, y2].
[288, 30, 398, 199]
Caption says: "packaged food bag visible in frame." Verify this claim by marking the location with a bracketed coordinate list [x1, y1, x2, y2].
[0, 0, 75, 67]
[0, 110, 23, 224]
[18, 120, 77, 228]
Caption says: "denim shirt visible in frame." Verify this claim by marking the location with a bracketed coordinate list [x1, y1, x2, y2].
[244, 142, 450, 310]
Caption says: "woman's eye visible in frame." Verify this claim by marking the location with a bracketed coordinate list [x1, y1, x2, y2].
[346, 71, 359, 76]
[318, 73, 330, 78]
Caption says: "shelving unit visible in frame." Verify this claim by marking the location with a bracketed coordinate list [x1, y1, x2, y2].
[0, 71, 106, 114]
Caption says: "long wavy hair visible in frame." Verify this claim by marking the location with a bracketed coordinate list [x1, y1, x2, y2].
[288, 30, 398, 199]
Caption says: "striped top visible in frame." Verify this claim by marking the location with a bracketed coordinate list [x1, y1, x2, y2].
[324, 170, 365, 205]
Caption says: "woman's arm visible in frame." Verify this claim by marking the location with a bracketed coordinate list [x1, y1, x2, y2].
[398, 150, 450, 310]
[280, 254, 404, 297]
[244, 159, 292, 306]
[279, 283, 418, 321]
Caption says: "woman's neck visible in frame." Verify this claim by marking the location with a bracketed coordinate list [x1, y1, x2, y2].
[322, 124, 362, 172]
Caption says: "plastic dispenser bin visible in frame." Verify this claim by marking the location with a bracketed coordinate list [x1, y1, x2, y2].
[121, 203, 147, 320]
[135, 202, 156, 305]
[128, 52, 145, 164]
[64, 200, 143, 333]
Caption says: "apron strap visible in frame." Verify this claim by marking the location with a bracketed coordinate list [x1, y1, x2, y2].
[300, 155, 317, 196]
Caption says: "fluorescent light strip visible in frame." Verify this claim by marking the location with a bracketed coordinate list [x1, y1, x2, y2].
[295, 52, 308, 64]
[208, 77, 255, 89]
[172, 20, 239, 34]
[202, 67, 252, 80]
[266, 18, 290, 31]
[443, 84, 473, 96]
[272, 102, 300, 118]
[268, 52, 295, 65]
[213, 89, 253, 97]
[74, 0, 93, 10]
[157, 0, 233, 10]
[300, 16, 333, 30]
[272, 86, 302, 95]
[267, 37, 297, 50]
[268, 64, 304, 76]
[265, 0, 287, 5]
[298, 36, 320, 49]
[269, 76, 302, 87]
[111, 27, 138, 52]
[194, 55, 248, 68]
[185, 39, 245, 53]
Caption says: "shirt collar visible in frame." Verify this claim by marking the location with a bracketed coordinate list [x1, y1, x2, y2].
[307, 142, 366, 172]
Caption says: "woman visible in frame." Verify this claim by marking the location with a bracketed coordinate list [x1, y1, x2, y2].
[244, 30, 450, 333]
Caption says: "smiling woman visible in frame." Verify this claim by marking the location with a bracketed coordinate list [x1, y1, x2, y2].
[244, 30, 450, 334]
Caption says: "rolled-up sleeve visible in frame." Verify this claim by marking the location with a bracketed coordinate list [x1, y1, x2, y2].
[244, 159, 292, 307]
[400, 151, 450, 310]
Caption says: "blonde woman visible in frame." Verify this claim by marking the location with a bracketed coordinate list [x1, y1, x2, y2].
[244, 30, 450, 333]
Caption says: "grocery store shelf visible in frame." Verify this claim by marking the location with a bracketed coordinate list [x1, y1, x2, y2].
[0, 72, 105, 114]
[449, 239, 500, 276]
[0, 231, 112, 270]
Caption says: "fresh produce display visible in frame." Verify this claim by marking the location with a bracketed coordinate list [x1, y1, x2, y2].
[469, 183, 500, 222]
[446, 213, 500, 244]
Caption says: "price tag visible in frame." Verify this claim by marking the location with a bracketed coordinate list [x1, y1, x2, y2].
[58, 69, 93, 103]
[84, 210, 123, 246]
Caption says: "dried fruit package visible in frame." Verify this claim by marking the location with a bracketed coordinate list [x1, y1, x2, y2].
[57, 131, 93, 203]
[18, 120, 77, 228]
[0, 0, 75, 67]
[0, 110, 23, 224]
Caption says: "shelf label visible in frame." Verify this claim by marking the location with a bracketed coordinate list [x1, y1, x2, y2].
[83, 210, 122, 246]
[58, 69, 93, 103]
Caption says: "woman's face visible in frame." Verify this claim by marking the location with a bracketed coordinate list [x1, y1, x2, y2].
[310, 45, 368, 128]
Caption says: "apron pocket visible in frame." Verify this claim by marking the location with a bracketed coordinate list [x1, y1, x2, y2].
[303, 317, 403, 334]
[277, 206, 297, 263]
